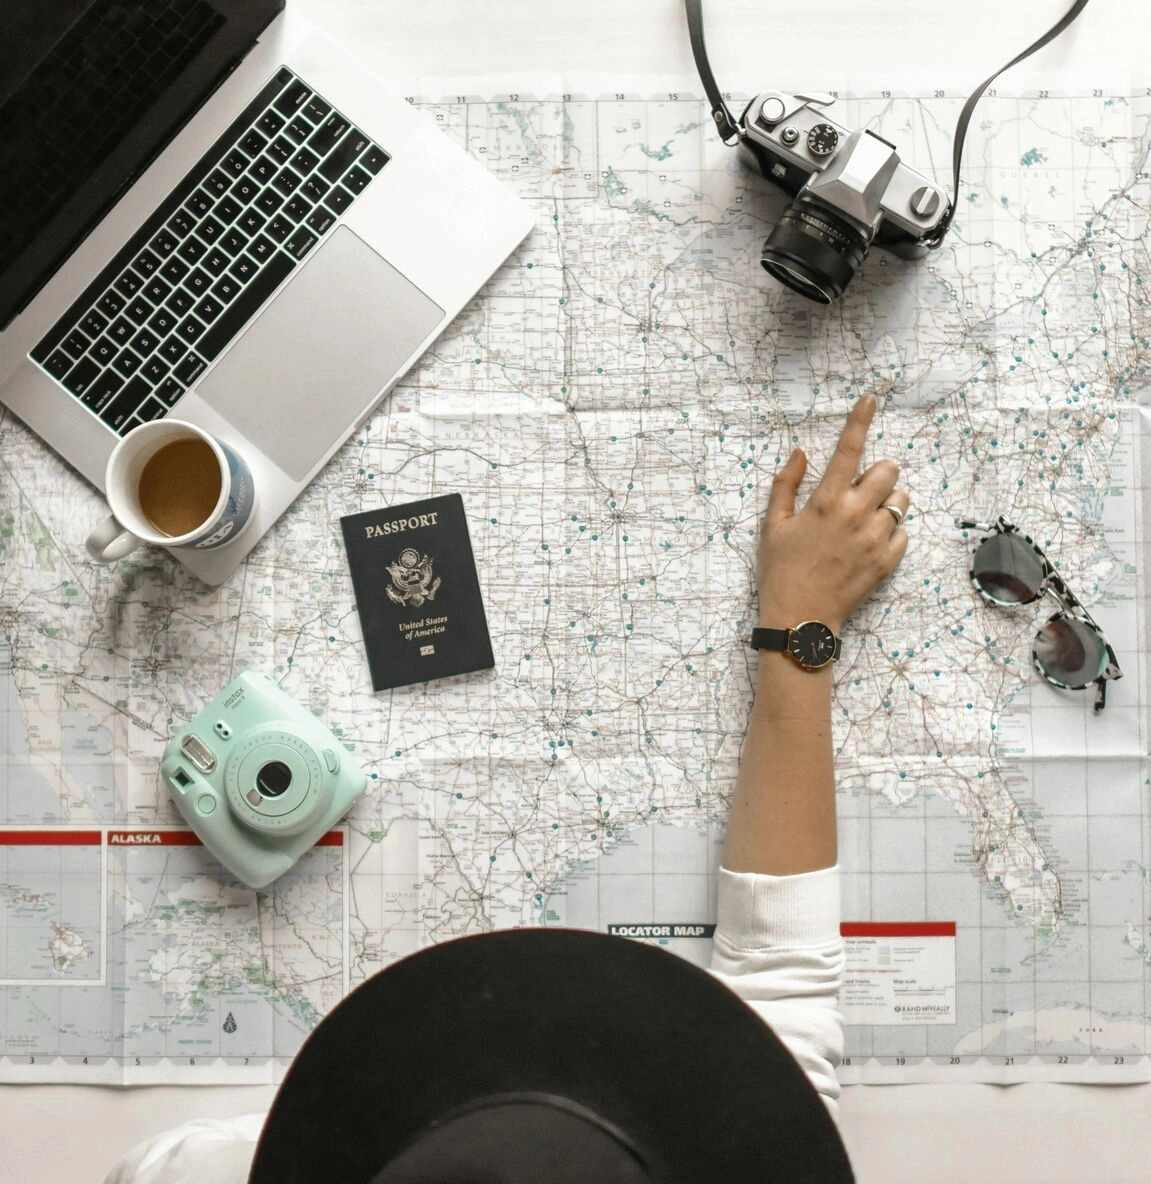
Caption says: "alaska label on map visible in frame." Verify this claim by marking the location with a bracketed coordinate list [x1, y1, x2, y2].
[340, 493, 494, 691]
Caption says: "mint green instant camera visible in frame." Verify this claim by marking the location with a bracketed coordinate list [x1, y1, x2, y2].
[161, 672, 368, 889]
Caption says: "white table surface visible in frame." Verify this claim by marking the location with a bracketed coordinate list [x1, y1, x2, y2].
[4, 2, 1150, 1181]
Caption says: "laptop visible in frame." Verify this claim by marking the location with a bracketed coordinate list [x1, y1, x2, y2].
[0, 0, 534, 585]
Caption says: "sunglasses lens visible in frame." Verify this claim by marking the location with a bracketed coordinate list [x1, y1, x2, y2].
[972, 533, 1045, 603]
[1033, 614, 1107, 689]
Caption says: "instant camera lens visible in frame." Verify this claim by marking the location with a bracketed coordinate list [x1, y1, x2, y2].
[760, 197, 871, 304]
[256, 760, 293, 798]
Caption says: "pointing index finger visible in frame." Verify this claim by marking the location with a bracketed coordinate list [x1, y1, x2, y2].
[822, 395, 877, 490]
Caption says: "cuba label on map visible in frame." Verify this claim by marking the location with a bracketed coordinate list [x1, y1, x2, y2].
[839, 922, 956, 1026]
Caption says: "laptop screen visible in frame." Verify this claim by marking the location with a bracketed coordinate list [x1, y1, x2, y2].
[0, 0, 284, 330]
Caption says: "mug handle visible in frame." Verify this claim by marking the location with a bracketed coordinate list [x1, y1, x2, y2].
[86, 515, 142, 563]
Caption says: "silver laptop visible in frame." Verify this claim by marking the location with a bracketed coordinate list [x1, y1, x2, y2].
[0, 0, 533, 585]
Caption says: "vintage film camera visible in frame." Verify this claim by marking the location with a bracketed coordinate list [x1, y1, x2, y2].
[684, 0, 1090, 303]
[161, 672, 368, 889]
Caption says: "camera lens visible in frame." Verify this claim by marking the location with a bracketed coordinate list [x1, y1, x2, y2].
[255, 760, 293, 798]
[760, 197, 871, 303]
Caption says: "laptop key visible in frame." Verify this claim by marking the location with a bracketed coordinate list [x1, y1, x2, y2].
[108, 316, 134, 344]
[268, 135, 295, 164]
[97, 289, 127, 318]
[222, 149, 248, 176]
[274, 80, 311, 116]
[256, 109, 286, 138]
[308, 114, 350, 157]
[154, 378, 186, 407]
[161, 256, 190, 284]
[306, 207, 336, 236]
[284, 196, 312, 224]
[150, 230, 179, 258]
[319, 132, 369, 182]
[158, 337, 185, 364]
[193, 295, 224, 323]
[290, 147, 319, 176]
[361, 146, 390, 174]
[141, 356, 168, 385]
[100, 377, 152, 432]
[63, 355, 101, 396]
[198, 216, 225, 244]
[239, 130, 268, 158]
[62, 328, 92, 358]
[204, 169, 232, 197]
[81, 369, 125, 414]
[285, 117, 312, 144]
[176, 315, 206, 345]
[303, 96, 331, 124]
[342, 166, 371, 195]
[272, 168, 302, 198]
[285, 227, 318, 261]
[143, 275, 173, 304]
[211, 275, 241, 303]
[149, 307, 177, 336]
[187, 189, 215, 217]
[202, 248, 230, 277]
[125, 296, 153, 323]
[112, 349, 142, 378]
[324, 187, 352, 215]
[44, 350, 74, 380]
[136, 398, 168, 424]
[130, 328, 159, 356]
[265, 215, 293, 243]
[215, 196, 242, 224]
[115, 269, 145, 298]
[228, 255, 258, 283]
[167, 210, 194, 238]
[133, 248, 161, 277]
[89, 336, 117, 365]
[167, 289, 194, 316]
[80, 310, 108, 338]
[174, 353, 207, 385]
[185, 268, 211, 296]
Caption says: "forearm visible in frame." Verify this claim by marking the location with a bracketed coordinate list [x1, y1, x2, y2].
[723, 652, 837, 876]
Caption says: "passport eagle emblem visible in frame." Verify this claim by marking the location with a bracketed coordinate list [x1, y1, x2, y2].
[386, 547, 441, 607]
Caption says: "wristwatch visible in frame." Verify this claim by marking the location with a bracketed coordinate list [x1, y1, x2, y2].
[750, 622, 841, 670]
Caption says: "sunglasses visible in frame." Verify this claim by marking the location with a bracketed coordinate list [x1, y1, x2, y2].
[956, 516, 1122, 712]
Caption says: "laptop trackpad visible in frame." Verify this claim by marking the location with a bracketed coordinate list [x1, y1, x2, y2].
[197, 226, 444, 481]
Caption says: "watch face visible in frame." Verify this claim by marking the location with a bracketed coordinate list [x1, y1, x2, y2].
[788, 621, 837, 669]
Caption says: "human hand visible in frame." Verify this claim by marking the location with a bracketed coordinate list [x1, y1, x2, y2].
[756, 395, 908, 634]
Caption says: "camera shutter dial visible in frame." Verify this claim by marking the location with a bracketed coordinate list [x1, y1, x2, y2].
[806, 123, 840, 156]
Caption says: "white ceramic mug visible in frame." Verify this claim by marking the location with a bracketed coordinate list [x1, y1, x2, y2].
[85, 420, 255, 563]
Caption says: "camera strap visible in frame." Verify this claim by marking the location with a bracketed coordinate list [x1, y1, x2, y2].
[927, 0, 1090, 246]
[684, 0, 1092, 239]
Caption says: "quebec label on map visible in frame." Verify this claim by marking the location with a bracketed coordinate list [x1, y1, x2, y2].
[840, 923, 957, 1026]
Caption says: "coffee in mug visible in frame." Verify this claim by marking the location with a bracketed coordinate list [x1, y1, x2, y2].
[86, 420, 255, 565]
[138, 438, 223, 537]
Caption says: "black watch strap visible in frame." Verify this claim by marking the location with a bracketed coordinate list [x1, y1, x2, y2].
[749, 627, 789, 652]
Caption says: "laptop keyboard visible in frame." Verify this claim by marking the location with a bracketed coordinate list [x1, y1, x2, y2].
[30, 67, 389, 435]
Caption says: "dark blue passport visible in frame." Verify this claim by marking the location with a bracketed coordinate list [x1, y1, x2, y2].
[340, 493, 494, 691]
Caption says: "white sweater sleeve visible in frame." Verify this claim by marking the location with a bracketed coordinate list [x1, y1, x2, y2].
[708, 864, 845, 1114]
[101, 1113, 264, 1184]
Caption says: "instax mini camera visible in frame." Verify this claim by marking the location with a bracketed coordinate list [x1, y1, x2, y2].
[161, 671, 368, 889]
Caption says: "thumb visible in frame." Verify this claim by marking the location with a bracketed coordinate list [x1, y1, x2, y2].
[766, 448, 807, 523]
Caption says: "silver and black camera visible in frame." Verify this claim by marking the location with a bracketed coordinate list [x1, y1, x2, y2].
[684, 0, 1090, 303]
[736, 90, 947, 303]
